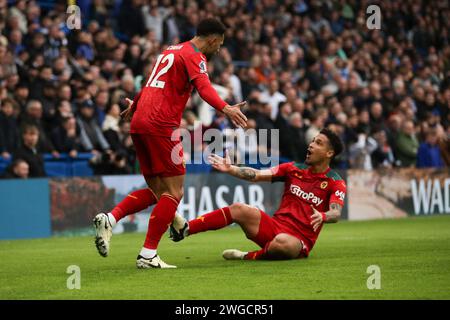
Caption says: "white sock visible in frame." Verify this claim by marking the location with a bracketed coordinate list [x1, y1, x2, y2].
[107, 213, 117, 227]
[140, 248, 157, 259]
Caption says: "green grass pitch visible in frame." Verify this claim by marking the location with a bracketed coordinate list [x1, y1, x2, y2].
[1, 215, 450, 300]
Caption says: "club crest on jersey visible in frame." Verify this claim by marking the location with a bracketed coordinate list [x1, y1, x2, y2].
[290, 184, 324, 206]
[199, 60, 207, 74]
[320, 181, 328, 189]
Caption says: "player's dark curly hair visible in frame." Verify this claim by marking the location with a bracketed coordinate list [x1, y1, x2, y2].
[196, 18, 226, 37]
[320, 128, 344, 158]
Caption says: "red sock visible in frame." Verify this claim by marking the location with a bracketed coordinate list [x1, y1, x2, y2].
[244, 242, 270, 260]
[143, 194, 179, 249]
[188, 207, 232, 235]
[111, 188, 157, 222]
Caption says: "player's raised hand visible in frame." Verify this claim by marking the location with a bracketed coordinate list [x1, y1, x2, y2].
[310, 205, 325, 232]
[120, 98, 135, 122]
[223, 101, 248, 129]
[208, 150, 232, 173]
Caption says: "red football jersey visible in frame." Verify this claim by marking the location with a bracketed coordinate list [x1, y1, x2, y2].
[131, 41, 223, 136]
[270, 162, 347, 248]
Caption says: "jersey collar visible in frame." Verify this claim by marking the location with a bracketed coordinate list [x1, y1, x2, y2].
[189, 41, 201, 53]
[307, 166, 331, 176]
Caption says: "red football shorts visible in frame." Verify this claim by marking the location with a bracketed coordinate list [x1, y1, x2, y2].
[131, 133, 186, 178]
[248, 209, 311, 258]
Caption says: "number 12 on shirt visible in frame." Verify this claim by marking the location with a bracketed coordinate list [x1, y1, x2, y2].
[145, 53, 174, 89]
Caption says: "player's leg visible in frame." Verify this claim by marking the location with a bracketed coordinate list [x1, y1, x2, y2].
[170, 203, 260, 242]
[108, 176, 160, 226]
[226, 208, 303, 260]
[93, 180, 160, 258]
[136, 174, 184, 269]
[93, 134, 161, 258]
[244, 233, 303, 260]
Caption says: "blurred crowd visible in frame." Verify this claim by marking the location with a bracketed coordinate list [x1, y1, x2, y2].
[0, 0, 449, 179]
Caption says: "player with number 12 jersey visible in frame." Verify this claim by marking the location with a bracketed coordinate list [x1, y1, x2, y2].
[131, 42, 220, 137]
[93, 19, 248, 269]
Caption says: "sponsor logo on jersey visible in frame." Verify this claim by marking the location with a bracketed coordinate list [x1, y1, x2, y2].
[320, 181, 328, 189]
[335, 190, 345, 201]
[290, 184, 324, 206]
[167, 45, 184, 50]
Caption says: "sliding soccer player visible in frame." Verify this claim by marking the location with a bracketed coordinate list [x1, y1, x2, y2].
[170, 129, 346, 260]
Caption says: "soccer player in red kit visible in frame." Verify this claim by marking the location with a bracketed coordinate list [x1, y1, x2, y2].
[93, 18, 248, 268]
[170, 129, 346, 260]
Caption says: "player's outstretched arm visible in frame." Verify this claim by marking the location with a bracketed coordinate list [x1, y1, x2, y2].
[222, 102, 248, 129]
[120, 98, 135, 121]
[192, 76, 248, 128]
[208, 152, 272, 182]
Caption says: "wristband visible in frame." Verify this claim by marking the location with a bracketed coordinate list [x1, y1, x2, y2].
[321, 212, 327, 222]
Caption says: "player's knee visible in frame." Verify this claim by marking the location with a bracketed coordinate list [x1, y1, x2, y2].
[229, 203, 252, 220]
[165, 186, 184, 202]
[229, 202, 245, 213]
[268, 234, 301, 259]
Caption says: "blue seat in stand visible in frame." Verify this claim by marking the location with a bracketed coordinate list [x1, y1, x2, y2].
[44, 161, 70, 177]
[72, 161, 94, 177]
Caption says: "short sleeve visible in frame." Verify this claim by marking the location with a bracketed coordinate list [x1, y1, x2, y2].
[270, 162, 294, 182]
[329, 180, 347, 207]
[184, 52, 209, 82]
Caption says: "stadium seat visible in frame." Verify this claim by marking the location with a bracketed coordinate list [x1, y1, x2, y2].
[0, 162, 9, 175]
[44, 161, 70, 177]
[71, 161, 94, 177]
[186, 163, 212, 174]
[0, 157, 12, 175]
[36, 0, 56, 10]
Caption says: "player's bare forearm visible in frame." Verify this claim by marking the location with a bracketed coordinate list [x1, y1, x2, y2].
[324, 203, 342, 223]
[209, 153, 272, 181]
[227, 166, 273, 182]
[229, 166, 258, 181]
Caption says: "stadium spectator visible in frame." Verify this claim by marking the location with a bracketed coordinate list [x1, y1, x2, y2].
[369, 102, 385, 130]
[102, 103, 123, 151]
[438, 133, 450, 166]
[371, 129, 395, 169]
[13, 124, 46, 177]
[275, 102, 294, 159]
[77, 101, 111, 154]
[75, 31, 94, 62]
[235, 118, 258, 164]
[51, 116, 81, 158]
[20, 100, 59, 157]
[90, 149, 132, 176]
[118, 0, 146, 39]
[0, 98, 20, 160]
[395, 121, 420, 167]
[259, 79, 286, 120]
[348, 129, 378, 170]
[2, 158, 29, 179]
[0, 0, 449, 179]
[417, 128, 445, 168]
[305, 111, 326, 144]
[12, 82, 29, 114]
[288, 111, 307, 162]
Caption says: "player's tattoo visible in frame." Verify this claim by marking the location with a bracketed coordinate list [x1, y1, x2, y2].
[330, 203, 342, 212]
[237, 167, 257, 181]
[325, 203, 342, 223]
